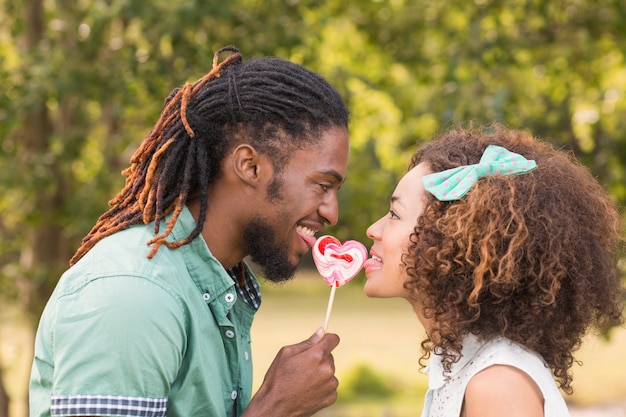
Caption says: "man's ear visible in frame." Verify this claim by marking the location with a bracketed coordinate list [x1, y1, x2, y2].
[231, 144, 270, 186]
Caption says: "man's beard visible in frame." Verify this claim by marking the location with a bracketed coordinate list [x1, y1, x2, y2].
[244, 217, 298, 283]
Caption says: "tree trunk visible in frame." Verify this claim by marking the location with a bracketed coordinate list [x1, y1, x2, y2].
[17, 0, 68, 319]
[0, 372, 8, 417]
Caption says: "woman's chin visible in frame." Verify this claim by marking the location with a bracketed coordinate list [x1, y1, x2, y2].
[363, 284, 388, 299]
[363, 284, 377, 298]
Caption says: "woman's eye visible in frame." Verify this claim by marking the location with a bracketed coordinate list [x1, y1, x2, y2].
[389, 210, 399, 219]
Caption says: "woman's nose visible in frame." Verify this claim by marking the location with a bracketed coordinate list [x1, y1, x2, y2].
[366, 216, 384, 240]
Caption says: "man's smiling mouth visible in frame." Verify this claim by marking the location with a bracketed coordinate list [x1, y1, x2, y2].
[296, 225, 316, 247]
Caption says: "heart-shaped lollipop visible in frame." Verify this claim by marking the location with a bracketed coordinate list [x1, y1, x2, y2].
[313, 235, 367, 287]
[312, 235, 367, 330]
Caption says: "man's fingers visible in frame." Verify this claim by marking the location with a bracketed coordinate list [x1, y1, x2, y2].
[288, 328, 328, 351]
[317, 332, 340, 353]
[309, 327, 325, 344]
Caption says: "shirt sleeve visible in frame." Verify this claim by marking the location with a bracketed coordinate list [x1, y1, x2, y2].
[50, 275, 187, 417]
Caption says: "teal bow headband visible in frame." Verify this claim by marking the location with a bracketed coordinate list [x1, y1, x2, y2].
[422, 145, 537, 201]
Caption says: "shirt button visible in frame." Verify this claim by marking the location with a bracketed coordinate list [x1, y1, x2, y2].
[225, 330, 235, 338]
[231, 390, 238, 400]
[225, 293, 235, 303]
[202, 292, 210, 301]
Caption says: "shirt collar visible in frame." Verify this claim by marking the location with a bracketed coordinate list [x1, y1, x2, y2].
[424, 333, 484, 389]
[167, 206, 259, 307]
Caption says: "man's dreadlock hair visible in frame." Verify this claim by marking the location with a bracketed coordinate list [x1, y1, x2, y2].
[70, 45, 349, 266]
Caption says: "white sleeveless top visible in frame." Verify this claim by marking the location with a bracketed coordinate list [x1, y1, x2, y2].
[420, 335, 571, 417]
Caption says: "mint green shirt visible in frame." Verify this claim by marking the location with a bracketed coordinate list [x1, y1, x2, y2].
[30, 207, 259, 417]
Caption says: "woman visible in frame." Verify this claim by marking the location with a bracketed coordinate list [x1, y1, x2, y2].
[363, 124, 624, 417]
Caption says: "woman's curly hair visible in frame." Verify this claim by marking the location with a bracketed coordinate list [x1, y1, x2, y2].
[406, 123, 624, 394]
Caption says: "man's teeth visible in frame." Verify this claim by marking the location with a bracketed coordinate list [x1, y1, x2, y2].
[372, 255, 382, 262]
[296, 225, 315, 236]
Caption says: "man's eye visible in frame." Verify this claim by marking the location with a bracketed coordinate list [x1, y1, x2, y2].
[320, 184, 330, 192]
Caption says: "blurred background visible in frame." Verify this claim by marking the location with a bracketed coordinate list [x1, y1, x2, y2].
[1, 0, 625, 416]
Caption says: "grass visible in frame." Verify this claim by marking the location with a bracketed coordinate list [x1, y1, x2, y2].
[252, 269, 626, 415]
[251, 272, 428, 416]
[2, 268, 626, 417]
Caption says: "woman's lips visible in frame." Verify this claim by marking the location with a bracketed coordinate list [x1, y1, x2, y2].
[364, 256, 382, 275]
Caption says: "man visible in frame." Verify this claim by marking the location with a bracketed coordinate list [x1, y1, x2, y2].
[29, 45, 350, 417]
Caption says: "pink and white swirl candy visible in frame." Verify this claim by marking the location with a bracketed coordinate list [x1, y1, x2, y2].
[313, 235, 368, 288]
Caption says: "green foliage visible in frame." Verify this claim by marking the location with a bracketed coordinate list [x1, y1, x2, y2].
[338, 363, 395, 402]
[1, 0, 625, 318]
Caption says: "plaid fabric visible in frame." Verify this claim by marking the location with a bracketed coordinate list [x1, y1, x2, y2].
[227, 263, 261, 310]
[51, 395, 167, 417]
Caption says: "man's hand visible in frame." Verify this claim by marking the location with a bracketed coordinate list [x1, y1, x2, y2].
[243, 328, 340, 417]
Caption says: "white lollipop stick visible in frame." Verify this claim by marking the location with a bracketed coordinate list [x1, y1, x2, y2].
[323, 284, 337, 331]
